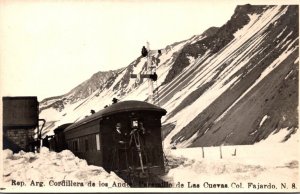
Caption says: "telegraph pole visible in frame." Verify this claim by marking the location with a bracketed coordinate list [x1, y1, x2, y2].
[130, 42, 159, 105]
[146, 42, 155, 104]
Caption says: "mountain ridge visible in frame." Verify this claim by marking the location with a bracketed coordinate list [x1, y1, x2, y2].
[39, 4, 298, 148]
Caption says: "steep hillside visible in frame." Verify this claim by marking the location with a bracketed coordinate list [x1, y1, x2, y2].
[39, 5, 298, 148]
[39, 35, 196, 135]
[40, 70, 118, 111]
[161, 5, 298, 147]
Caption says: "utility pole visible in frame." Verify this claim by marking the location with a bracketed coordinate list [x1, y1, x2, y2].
[146, 42, 155, 104]
[130, 42, 159, 105]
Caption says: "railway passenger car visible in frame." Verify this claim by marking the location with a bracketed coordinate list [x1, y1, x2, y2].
[49, 123, 72, 152]
[61, 100, 167, 179]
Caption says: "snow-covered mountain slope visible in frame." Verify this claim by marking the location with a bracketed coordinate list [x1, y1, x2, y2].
[39, 5, 298, 148]
[39, 35, 196, 135]
[162, 5, 298, 147]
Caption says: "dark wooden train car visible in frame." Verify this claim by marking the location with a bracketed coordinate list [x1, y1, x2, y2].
[63, 100, 167, 176]
[49, 123, 72, 152]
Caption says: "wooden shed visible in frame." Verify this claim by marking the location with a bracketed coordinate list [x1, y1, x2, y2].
[2, 96, 38, 152]
[3, 96, 38, 129]
[63, 100, 167, 174]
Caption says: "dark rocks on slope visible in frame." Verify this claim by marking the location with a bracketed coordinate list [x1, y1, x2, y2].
[112, 57, 148, 96]
[68, 70, 116, 101]
[168, 5, 298, 146]
[39, 70, 118, 112]
[162, 5, 266, 86]
[202, 27, 219, 37]
[165, 63, 228, 120]
[192, 50, 298, 146]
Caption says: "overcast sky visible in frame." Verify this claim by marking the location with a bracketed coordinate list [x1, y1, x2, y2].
[0, 0, 291, 100]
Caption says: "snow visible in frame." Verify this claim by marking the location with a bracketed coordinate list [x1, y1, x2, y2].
[162, 129, 299, 191]
[178, 130, 200, 148]
[160, 52, 214, 117]
[109, 69, 127, 90]
[275, 31, 293, 49]
[295, 57, 299, 64]
[250, 130, 258, 136]
[38, 4, 297, 156]
[215, 42, 297, 123]
[160, 51, 210, 111]
[188, 35, 205, 44]
[259, 115, 269, 127]
[123, 39, 189, 103]
[163, 75, 239, 147]
[234, 13, 260, 39]
[38, 35, 193, 137]
[187, 56, 195, 65]
[276, 26, 287, 39]
[163, 28, 268, 147]
[2, 147, 127, 191]
[4, 131, 298, 192]
[40, 107, 62, 122]
[161, 6, 291, 147]
[232, 6, 288, 53]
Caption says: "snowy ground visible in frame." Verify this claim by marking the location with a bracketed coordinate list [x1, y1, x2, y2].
[2, 147, 128, 192]
[2, 129, 299, 192]
[162, 128, 300, 192]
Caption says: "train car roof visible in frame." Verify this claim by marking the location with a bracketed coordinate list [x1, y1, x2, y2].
[54, 123, 73, 134]
[64, 100, 167, 132]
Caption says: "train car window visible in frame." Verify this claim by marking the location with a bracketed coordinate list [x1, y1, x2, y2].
[96, 134, 100, 151]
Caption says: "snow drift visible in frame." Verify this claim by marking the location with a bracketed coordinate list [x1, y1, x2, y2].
[2, 147, 127, 188]
[162, 128, 299, 191]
